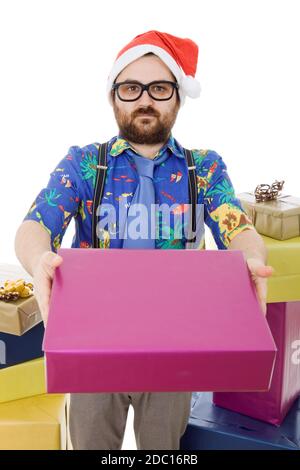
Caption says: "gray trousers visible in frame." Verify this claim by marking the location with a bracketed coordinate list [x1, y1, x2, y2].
[69, 391, 192, 450]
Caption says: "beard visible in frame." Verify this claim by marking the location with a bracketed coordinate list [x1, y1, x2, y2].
[112, 100, 179, 145]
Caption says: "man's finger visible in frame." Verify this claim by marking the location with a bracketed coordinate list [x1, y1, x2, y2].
[255, 278, 267, 314]
[254, 264, 274, 278]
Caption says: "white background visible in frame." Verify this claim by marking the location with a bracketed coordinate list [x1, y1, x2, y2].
[1, 0, 299, 264]
[0, 0, 299, 449]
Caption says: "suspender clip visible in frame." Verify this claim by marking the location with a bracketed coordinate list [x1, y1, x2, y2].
[97, 165, 108, 170]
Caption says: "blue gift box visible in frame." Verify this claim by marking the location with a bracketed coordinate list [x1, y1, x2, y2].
[180, 392, 300, 450]
[0, 322, 44, 369]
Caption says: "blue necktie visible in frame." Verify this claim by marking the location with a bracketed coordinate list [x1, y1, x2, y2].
[122, 150, 170, 249]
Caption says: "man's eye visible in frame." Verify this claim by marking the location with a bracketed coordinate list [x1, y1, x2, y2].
[152, 85, 168, 93]
[127, 85, 139, 92]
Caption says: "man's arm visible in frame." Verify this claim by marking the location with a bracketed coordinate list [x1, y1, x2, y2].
[15, 146, 82, 323]
[227, 227, 267, 264]
[14, 220, 63, 325]
[196, 148, 273, 314]
[15, 220, 52, 276]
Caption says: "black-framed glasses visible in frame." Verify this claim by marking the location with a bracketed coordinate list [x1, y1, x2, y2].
[112, 80, 179, 102]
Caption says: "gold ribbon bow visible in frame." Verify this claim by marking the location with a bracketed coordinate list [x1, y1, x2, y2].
[0, 279, 34, 302]
[254, 180, 285, 203]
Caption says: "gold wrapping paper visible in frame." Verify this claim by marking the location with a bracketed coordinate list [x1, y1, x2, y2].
[0, 295, 41, 336]
[0, 394, 66, 450]
[0, 263, 41, 335]
[237, 193, 300, 240]
[0, 357, 46, 404]
[263, 235, 300, 302]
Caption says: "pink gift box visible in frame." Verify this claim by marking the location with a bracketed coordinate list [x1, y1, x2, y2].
[43, 248, 276, 393]
[214, 301, 300, 425]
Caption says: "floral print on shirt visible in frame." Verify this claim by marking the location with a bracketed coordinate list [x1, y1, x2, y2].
[23, 134, 255, 252]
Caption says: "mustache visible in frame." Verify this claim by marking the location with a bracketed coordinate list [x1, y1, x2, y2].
[133, 108, 159, 118]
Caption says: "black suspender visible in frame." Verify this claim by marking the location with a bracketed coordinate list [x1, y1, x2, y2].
[92, 142, 197, 248]
[183, 148, 197, 245]
[91, 142, 108, 248]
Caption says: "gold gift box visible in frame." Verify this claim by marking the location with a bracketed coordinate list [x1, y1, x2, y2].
[0, 357, 46, 404]
[264, 235, 300, 302]
[0, 264, 42, 335]
[237, 193, 300, 240]
[0, 394, 66, 450]
[0, 294, 42, 336]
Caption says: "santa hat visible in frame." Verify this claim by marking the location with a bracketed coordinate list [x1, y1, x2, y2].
[107, 30, 201, 107]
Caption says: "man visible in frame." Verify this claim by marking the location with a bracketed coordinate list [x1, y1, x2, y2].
[14, 30, 274, 450]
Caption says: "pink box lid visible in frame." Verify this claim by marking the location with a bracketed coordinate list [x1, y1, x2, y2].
[43, 248, 277, 392]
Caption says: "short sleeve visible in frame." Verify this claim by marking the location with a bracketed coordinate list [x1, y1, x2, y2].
[23, 146, 81, 252]
[202, 151, 255, 250]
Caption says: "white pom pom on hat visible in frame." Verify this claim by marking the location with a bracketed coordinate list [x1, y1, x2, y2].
[107, 30, 201, 107]
[180, 75, 201, 98]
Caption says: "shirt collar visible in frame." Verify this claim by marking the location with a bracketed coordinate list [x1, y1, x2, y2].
[109, 134, 185, 159]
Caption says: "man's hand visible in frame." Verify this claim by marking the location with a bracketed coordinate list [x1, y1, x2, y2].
[32, 252, 63, 326]
[246, 258, 274, 316]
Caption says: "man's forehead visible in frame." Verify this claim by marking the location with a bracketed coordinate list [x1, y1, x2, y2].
[117, 77, 173, 83]
[117, 55, 175, 81]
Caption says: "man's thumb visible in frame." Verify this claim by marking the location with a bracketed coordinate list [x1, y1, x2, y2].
[50, 254, 63, 267]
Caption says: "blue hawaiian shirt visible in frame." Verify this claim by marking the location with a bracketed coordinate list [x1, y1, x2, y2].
[23, 134, 255, 252]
